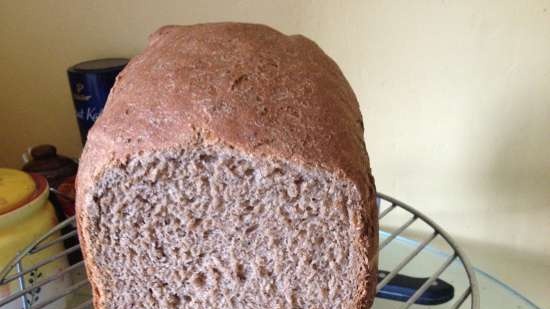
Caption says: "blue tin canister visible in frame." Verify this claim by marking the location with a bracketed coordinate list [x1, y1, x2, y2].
[67, 58, 128, 144]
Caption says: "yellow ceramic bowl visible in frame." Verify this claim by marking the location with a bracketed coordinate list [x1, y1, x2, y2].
[0, 168, 36, 215]
[0, 174, 49, 231]
[0, 170, 70, 309]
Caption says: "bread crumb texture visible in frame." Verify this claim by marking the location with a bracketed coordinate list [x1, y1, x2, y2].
[82, 145, 364, 309]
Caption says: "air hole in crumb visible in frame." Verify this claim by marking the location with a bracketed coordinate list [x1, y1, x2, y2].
[235, 263, 246, 282]
[290, 292, 298, 308]
[189, 218, 202, 229]
[198, 154, 216, 163]
[258, 265, 268, 277]
[211, 267, 221, 278]
[168, 294, 180, 307]
[341, 203, 349, 221]
[182, 295, 192, 302]
[173, 247, 181, 255]
[321, 287, 329, 299]
[244, 168, 255, 176]
[257, 205, 266, 214]
[245, 224, 258, 234]
[193, 272, 206, 288]
[155, 245, 167, 259]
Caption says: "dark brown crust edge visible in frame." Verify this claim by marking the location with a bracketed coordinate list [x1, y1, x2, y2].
[76, 22, 378, 309]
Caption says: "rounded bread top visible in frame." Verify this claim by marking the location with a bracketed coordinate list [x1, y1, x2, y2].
[79, 22, 371, 190]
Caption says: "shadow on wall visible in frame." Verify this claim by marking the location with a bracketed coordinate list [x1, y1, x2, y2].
[469, 98, 550, 255]
[483, 99, 550, 202]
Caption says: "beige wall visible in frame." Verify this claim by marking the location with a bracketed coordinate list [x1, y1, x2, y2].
[1, 0, 549, 305]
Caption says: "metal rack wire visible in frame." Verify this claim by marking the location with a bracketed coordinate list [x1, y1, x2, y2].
[0, 193, 479, 309]
[376, 193, 479, 309]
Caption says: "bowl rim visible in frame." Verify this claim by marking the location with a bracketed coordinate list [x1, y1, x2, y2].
[0, 173, 49, 228]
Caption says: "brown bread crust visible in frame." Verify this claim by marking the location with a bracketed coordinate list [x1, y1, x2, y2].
[76, 22, 377, 308]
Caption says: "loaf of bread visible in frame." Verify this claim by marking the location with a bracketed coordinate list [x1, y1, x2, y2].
[76, 23, 378, 309]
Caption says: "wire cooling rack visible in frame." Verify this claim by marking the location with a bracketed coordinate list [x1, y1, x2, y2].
[0, 193, 479, 309]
